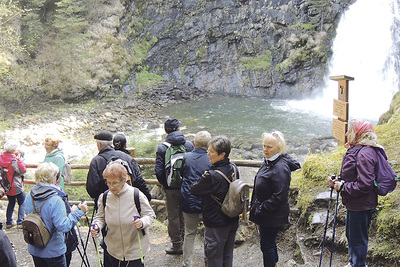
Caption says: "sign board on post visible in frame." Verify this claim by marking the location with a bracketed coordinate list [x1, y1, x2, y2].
[333, 99, 349, 122]
[330, 75, 354, 145]
[333, 118, 348, 144]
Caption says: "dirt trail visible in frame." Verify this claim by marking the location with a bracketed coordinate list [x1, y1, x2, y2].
[4, 219, 353, 267]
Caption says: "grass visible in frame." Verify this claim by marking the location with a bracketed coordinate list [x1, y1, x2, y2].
[240, 50, 272, 71]
[291, 100, 400, 262]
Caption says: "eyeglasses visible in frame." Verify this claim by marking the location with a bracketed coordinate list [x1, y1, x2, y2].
[105, 179, 124, 188]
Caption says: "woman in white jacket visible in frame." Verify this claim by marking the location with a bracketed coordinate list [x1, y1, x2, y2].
[91, 162, 155, 267]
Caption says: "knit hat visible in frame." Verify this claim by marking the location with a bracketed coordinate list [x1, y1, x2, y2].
[164, 118, 180, 132]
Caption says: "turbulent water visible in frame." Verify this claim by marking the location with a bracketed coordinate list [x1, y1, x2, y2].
[160, 96, 332, 142]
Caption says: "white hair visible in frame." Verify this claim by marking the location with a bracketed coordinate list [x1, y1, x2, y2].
[4, 140, 19, 153]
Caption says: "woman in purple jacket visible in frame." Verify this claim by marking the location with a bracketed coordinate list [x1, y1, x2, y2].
[330, 120, 383, 267]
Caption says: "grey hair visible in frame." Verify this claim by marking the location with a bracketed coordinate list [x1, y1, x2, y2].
[35, 162, 59, 184]
[194, 131, 212, 149]
[208, 135, 231, 158]
[97, 140, 113, 147]
[4, 140, 19, 153]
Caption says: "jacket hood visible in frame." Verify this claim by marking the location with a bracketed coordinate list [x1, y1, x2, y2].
[282, 154, 301, 172]
[165, 131, 187, 146]
[30, 184, 59, 200]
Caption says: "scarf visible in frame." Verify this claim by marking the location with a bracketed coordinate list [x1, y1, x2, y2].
[345, 120, 383, 149]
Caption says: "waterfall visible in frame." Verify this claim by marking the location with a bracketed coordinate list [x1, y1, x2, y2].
[288, 0, 400, 122]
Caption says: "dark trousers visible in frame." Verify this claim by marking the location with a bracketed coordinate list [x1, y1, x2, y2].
[110, 254, 144, 267]
[32, 254, 66, 267]
[6, 192, 25, 225]
[258, 226, 280, 267]
[346, 209, 375, 267]
[204, 220, 239, 267]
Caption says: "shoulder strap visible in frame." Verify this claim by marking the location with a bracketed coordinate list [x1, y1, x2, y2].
[214, 170, 231, 184]
[134, 187, 141, 215]
[31, 195, 54, 214]
[102, 190, 109, 209]
[163, 142, 171, 148]
[211, 164, 238, 206]
[53, 154, 65, 163]
[102, 188, 141, 215]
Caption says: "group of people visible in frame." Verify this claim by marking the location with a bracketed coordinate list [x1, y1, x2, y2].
[0, 118, 386, 267]
[154, 119, 301, 267]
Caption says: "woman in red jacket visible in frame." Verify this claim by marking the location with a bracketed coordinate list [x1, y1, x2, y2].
[0, 140, 26, 229]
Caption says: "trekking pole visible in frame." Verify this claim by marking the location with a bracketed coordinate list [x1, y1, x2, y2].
[75, 225, 90, 267]
[133, 214, 144, 265]
[318, 174, 335, 267]
[91, 223, 103, 267]
[330, 176, 342, 266]
[81, 201, 96, 267]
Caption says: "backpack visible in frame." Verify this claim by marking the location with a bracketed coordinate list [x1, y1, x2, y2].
[102, 187, 145, 235]
[54, 155, 72, 184]
[0, 165, 12, 193]
[358, 146, 398, 196]
[211, 165, 250, 218]
[100, 155, 134, 186]
[163, 142, 186, 188]
[22, 196, 56, 248]
[64, 161, 72, 184]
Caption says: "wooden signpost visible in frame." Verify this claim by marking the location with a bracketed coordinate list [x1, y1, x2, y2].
[330, 75, 354, 145]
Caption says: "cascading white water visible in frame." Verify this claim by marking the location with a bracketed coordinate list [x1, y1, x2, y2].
[289, 0, 400, 122]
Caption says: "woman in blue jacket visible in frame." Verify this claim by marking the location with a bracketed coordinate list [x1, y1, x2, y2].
[179, 131, 212, 267]
[24, 162, 88, 267]
[249, 131, 300, 267]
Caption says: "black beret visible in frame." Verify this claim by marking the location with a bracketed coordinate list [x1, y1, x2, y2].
[94, 131, 113, 141]
[164, 118, 180, 131]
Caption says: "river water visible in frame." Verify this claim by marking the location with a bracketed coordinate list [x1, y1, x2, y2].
[160, 96, 332, 142]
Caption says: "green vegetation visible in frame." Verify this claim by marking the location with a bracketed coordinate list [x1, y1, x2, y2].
[240, 50, 272, 71]
[308, 0, 330, 31]
[136, 67, 164, 89]
[292, 101, 400, 261]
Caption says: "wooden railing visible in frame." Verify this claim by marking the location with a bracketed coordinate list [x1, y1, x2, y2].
[2, 159, 262, 209]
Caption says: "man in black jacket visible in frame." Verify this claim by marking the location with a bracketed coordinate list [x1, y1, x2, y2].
[86, 130, 152, 267]
[155, 119, 194, 254]
[86, 131, 152, 205]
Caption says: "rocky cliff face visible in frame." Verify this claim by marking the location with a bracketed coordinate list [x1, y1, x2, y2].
[121, 0, 356, 98]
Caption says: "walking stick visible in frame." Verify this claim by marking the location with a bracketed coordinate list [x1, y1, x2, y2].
[330, 176, 342, 266]
[81, 200, 96, 267]
[133, 214, 144, 265]
[91, 223, 103, 267]
[319, 175, 336, 267]
[75, 225, 90, 267]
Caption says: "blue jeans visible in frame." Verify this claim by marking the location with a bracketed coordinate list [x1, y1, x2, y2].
[346, 209, 375, 267]
[32, 254, 66, 267]
[6, 192, 25, 225]
[259, 226, 280, 267]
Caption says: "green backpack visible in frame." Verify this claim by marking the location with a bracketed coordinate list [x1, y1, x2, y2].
[163, 142, 186, 188]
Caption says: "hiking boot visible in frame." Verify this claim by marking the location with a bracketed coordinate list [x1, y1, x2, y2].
[6, 222, 17, 229]
[165, 245, 183, 255]
[17, 224, 23, 229]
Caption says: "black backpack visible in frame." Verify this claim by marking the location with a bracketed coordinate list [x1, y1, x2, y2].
[0, 164, 13, 193]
